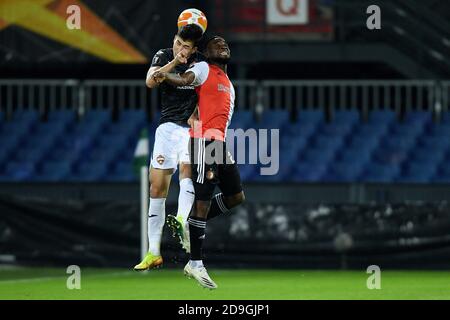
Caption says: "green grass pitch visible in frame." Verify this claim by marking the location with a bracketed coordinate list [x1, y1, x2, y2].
[0, 267, 449, 300]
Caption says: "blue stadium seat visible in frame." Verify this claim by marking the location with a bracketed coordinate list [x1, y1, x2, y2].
[353, 123, 388, 137]
[428, 124, 450, 136]
[381, 136, 416, 151]
[332, 110, 360, 125]
[80, 110, 111, 130]
[284, 123, 316, 140]
[301, 147, 336, 164]
[348, 135, 380, 151]
[320, 123, 354, 137]
[418, 135, 450, 150]
[96, 134, 130, 150]
[238, 164, 257, 182]
[368, 110, 397, 125]
[373, 148, 408, 165]
[88, 145, 121, 162]
[104, 121, 141, 138]
[0, 121, 32, 137]
[258, 110, 290, 129]
[325, 161, 364, 182]
[410, 147, 445, 164]
[13, 146, 47, 163]
[47, 110, 76, 126]
[57, 133, 94, 155]
[338, 148, 372, 165]
[69, 162, 109, 181]
[361, 163, 400, 183]
[12, 110, 40, 124]
[33, 121, 67, 137]
[390, 123, 423, 137]
[404, 111, 432, 126]
[35, 162, 73, 182]
[312, 135, 343, 151]
[440, 112, 450, 124]
[119, 110, 146, 125]
[72, 120, 105, 136]
[107, 161, 136, 182]
[4, 161, 36, 181]
[398, 162, 437, 183]
[229, 111, 254, 129]
[48, 147, 80, 165]
[297, 110, 325, 126]
[292, 163, 327, 182]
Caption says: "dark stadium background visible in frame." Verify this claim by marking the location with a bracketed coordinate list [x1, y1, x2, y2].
[1, 0, 450, 274]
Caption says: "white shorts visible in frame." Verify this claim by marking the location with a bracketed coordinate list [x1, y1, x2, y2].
[150, 122, 190, 171]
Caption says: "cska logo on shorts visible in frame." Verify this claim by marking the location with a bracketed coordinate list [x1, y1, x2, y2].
[156, 155, 165, 165]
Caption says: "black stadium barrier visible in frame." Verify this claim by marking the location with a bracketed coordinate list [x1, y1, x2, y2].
[2, 194, 450, 269]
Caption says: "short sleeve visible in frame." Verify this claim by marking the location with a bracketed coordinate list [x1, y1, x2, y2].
[188, 61, 209, 87]
[150, 49, 169, 67]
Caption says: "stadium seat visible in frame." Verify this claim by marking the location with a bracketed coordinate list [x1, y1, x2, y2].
[229, 110, 254, 129]
[35, 161, 73, 182]
[301, 147, 336, 165]
[404, 111, 432, 126]
[368, 110, 397, 125]
[69, 161, 109, 181]
[361, 163, 400, 183]
[332, 110, 360, 125]
[284, 123, 316, 140]
[325, 161, 364, 182]
[292, 163, 327, 182]
[338, 148, 372, 165]
[258, 110, 290, 129]
[47, 110, 76, 127]
[311, 135, 344, 151]
[410, 147, 445, 164]
[353, 123, 388, 137]
[297, 110, 324, 126]
[320, 123, 354, 137]
[390, 123, 423, 137]
[12, 110, 40, 124]
[107, 161, 136, 182]
[4, 161, 36, 181]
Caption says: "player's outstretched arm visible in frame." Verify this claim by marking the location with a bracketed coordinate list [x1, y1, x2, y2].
[153, 71, 195, 87]
[146, 49, 188, 89]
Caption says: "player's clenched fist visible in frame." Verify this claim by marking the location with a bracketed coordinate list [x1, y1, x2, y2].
[152, 71, 167, 83]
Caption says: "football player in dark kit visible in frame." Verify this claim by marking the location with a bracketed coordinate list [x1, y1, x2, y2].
[134, 24, 203, 271]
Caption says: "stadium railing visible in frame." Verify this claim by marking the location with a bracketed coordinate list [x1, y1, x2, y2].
[0, 79, 446, 120]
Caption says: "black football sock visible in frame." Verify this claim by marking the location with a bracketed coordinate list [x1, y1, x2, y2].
[206, 193, 229, 221]
[188, 216, 207, 261]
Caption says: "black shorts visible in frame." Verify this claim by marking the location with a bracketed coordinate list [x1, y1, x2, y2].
[189, 137, 243, 201]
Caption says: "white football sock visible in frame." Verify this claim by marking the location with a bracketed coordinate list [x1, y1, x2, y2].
[176, 178, 195, 223]
[190, 260, 204, 268]
[147, 197, 166, 256]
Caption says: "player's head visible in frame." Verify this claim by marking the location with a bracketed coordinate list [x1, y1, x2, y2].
[203, 36, 230, 65]
[173, 24, 203, 58]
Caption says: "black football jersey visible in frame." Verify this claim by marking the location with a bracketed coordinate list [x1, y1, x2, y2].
[150, 48, 204, 126]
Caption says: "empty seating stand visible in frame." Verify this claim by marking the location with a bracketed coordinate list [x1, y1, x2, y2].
[0, 109, 450, 183]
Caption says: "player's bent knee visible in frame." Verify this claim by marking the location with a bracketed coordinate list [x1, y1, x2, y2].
[226, 191, 245, 208]
[150, 184, 168, 198]
[234, 191, 245, 206]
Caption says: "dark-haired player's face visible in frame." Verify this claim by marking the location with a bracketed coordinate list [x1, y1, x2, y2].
[173, 35, 196, 60]
[205, 37, 230, 63]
